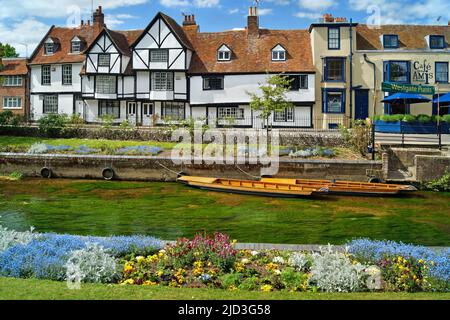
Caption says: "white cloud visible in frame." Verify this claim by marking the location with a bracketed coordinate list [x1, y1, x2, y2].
[265, 0, 291, 5]
[298, 0, 335, 11]
[0, 0, 148, 19]
[228, 8, 240, 14]
[295, 12, 322, 20]
[159, 0, 220, 8]
[258, 8, 273, 16]
[348, 0, 450, 25]
[193, 0, 220, 8]
[159, 0, 190, 7]
[0, 19, 51, 57]
[105, 14, 140, 29]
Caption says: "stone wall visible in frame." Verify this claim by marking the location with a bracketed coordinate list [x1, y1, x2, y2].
[0, 153, 381, 182]
[415, 156, 450, 182]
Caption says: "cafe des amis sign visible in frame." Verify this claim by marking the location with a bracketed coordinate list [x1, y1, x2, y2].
[382, 82, 435, 95]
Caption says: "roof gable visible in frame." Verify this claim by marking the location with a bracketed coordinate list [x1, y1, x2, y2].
[131, 12, 193, 50]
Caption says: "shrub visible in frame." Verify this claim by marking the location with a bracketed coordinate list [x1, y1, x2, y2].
[8, 171, 23, 180]
[68, 114, 85, 127]
[120, 120, 133, 131]
[425, 170, 450, 192]
[308, 245, 367, 292]
[347, 239, 450, 283]
[219, 273, 243, 289]
[0, 231, 163, 281]
[416, 114, 432, 123]
[280, 267, 308, 291]
[27, 143, 49, 154]
[38, 114, 68, 137]
[0, 225, 40, 253]
[288, 252, 311, 272]
[402, 114, 416, 122]
[442, 114, 450, 123]
[100, 115, 114, 129]
[339, 120, 371, 156]
[238, 276, 260, 291]
[66, 243, 120, 285]
[380, 114, 404, 122]
[0, 111, 14, 125]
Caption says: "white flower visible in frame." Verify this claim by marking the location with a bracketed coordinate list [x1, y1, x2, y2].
[274, 269, 281, 275]
[241, 258, 250, 264]
[272, 256, 285, 264]
[251, 251, 259, 256]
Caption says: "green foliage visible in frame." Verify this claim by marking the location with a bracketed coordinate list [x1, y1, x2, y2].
[238, 276, 260, 291]
[219, 273, 243, 289]
[416, 114, 431, 123]
[119, 120, 133, 131]
[0, 111, 23, 126]
[248, 74, 294, 123]
[402, 114, 416, 123]
[8, 171, 23, 180]
[380, 114, 404, 122]
[280, 267, 309, 291]
[37, 114, 68, 137]
[68, 114, 85, 127]
[425, 170, 450, 192]
[0, 43, 19, 58]
[441, 114, 450, 123]
[339, 120, 372, 156]
[100, 115, 115, 129]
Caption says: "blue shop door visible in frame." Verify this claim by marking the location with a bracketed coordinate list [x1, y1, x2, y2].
[355, 89, 369, 120]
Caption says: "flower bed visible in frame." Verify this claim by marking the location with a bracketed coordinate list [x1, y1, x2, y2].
[1, 226, 448, 292]
[26, 143, 163, 156]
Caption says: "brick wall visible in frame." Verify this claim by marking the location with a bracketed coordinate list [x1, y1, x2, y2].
[0, 75, 27, 117]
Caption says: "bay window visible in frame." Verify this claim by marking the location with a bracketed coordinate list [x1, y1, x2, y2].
[96, 76, 116, 94]
[152, 72, 173, 91]
[99, 100, 120, 119]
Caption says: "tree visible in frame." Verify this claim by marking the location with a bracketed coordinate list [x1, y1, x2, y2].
[0, 43, 19, 58]
[248, 74, 294, 136]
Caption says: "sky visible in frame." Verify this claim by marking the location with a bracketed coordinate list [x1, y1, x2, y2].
[1, 0, 449, 57]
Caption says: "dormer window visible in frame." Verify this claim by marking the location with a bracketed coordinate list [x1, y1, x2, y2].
[71, 37, 82, 53]
[272, 45, 286, 61]
[383, 35, 399, 49]
[430, 35, 445, 49]
[217, 45, 231, 61]
[44, 38, 55, 55]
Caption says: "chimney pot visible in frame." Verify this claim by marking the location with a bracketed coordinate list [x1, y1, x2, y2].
[87, 20, 90, 26]
[247, 6, 259, 37]
[81, 20, 84, 26]
[93, 5, 105, 27]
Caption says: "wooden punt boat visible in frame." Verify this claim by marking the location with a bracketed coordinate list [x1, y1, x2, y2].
[259, 178, 417, 196]
[177, 176, 328, 198]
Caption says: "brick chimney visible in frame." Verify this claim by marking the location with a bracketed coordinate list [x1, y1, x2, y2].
[247, 6, 259, 37]
[182, 14, 199, 33]
[93, 6, 105, 27]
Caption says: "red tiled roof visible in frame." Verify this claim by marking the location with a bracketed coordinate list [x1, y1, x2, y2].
[356, 24, 450, 50]
[0, 58, 28, 75]
[29, 25, 102, 65]
[186, 29, 314, 74]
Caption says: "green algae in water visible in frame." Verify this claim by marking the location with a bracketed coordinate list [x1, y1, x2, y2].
[0, 179, 449, 246]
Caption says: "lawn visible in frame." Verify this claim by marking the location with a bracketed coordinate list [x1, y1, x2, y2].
[0, 179, 449, 245]
[0, 277, 448, 300]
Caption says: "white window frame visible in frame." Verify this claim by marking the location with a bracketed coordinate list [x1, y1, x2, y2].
[127, 102, 136, 115]
[274, 108, 294, 122]
[99, 100, 120, 119]
[218, 50, 231, 61]
[62, 65, 72, 85]
[44, 43, 54, 55]
[41, 65, 51, 85]
[150, 50, 169, 63]
[71, 41, 81, 53]
[162, 102, 185, 121]
[143, 103, 153, 117]
[218, 107, 245, 120]
[151, 72, 173, 91]
[2, 97, 22, 109]
[96, 75, 116, 94]
[272, 50, 286, 61]
[2, 76, 22, 87]
[43, 95, 58, 114]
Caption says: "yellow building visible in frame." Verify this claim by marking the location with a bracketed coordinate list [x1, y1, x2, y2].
[310, 14, 450, 128]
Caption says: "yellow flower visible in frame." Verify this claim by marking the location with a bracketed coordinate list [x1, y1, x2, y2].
[234, 262, 245, 273]
[123, 263, 134, 273]
[136, 256, 145, 262]
[157, 270, 164, 277]
[261, 284, 273, 292]
[147, 254, 159, 263]
[193, 268, 203, 276]
[418, 259, 424, 264]
[143, 281, 157, 286]
[120, 279, 135, 285]
[228, 285, 238, 291]
[266, 262, 279, 271]
[193, 261, 204, 268]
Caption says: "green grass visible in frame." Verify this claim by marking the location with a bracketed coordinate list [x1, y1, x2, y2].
[0, 179, 449, 245]
[0, 135, 179, 151]
[0, 277, 448, 300]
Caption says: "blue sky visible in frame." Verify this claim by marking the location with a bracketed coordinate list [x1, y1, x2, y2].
[0, 0, 449, 57]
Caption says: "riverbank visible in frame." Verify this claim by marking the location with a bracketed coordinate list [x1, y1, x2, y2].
[1, 179, 448, 245]
[1, 277, 448, 300]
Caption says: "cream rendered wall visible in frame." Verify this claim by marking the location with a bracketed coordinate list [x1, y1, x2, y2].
[353, 51, 450, 116]
[310, 25, 356, 120]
